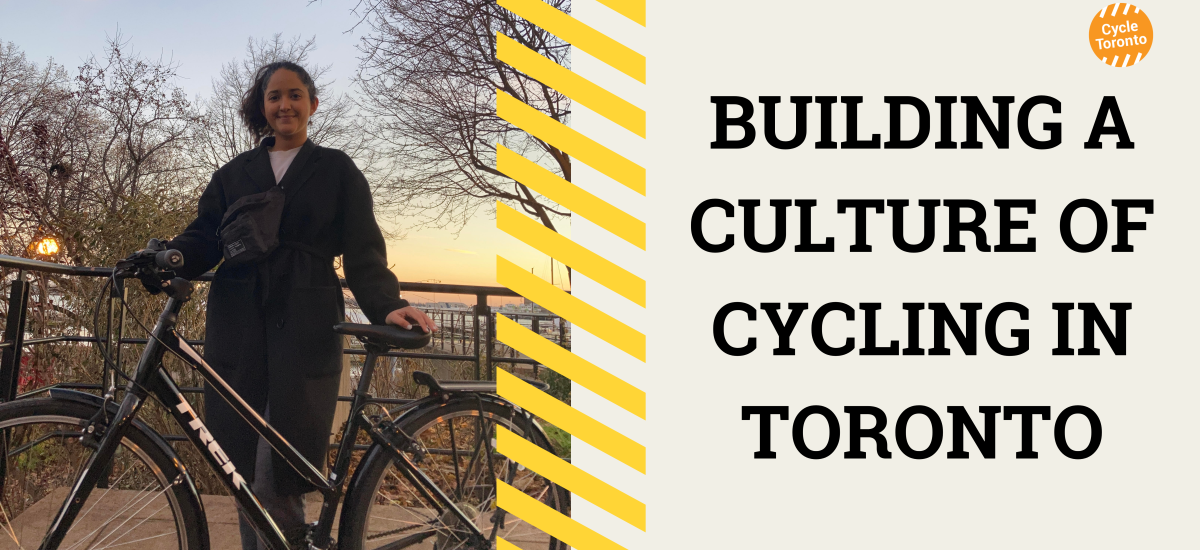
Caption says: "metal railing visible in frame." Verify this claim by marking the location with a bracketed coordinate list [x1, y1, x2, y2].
[0, 254, 566, 406]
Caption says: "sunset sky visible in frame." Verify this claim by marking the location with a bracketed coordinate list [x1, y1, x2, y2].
[0, 0, 568, 304]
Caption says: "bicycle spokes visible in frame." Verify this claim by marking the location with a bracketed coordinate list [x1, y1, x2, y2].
[361, 409, 565, 550]
[0, 411, 189, 550]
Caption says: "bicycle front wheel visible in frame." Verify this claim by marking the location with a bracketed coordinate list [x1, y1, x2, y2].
[0, 397, 205, 550]
[340, 395, 570, 550]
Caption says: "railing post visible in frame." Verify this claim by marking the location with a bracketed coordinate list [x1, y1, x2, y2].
[559, 314, 567, 349]
[113, 279, 126, 388]
[102, 277, 126, 391]
[472, 301, 484, 381]
[0, 271, 30, 402]
[97, 278, 125, 489]
[480, 294, 494, 381]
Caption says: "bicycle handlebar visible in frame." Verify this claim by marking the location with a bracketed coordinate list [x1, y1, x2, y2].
[155, 249, 184, 270]
[116, 239, 183, 274]
[113, 239, 190, 299]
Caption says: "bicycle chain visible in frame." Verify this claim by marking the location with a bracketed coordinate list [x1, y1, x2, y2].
[365, 521, 427, 540]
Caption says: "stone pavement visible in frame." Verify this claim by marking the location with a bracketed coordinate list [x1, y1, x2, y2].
[0, 490, 332, 550]
[1, 491, 548, 549]
[201, 493, 333, 550]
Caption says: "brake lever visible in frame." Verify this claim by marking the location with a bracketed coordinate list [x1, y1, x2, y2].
[114, 241, 184, 296]
[115, 244, 167, 275]
[112, 260, 138, 275]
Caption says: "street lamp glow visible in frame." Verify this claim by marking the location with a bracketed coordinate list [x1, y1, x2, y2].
[35, 237, 59, 256]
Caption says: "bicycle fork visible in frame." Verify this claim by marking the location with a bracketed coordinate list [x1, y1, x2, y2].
[38, 297, 182, 550]
[38, 367, 152, 549]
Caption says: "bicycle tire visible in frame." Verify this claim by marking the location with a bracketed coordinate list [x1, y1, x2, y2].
[339, 395, 570, 550]
[0, 397, 206, 550]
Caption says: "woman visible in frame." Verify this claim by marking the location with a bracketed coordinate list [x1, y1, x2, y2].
[166, 61, 435, 549]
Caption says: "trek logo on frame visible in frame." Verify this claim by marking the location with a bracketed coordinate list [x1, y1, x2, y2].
[176, 398, 247, 487]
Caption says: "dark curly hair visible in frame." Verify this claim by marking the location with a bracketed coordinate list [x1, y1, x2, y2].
[239, 61, 318, 142]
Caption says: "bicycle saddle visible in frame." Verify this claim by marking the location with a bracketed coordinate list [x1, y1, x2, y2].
[333, 323, 431, 350]
[413, 370, 551, 393]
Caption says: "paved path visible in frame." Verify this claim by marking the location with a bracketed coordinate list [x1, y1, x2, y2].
[3, 491, 548, 549]
[202, 494, 336, 550]
[0, 491, 334, 550]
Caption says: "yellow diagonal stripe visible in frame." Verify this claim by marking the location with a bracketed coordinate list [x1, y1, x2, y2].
[596, 0, 645, 26]
[498, 202, 645, 307]
[498, 426, 646, 530]
[497, 146, 645, 250]
[498, 0, 645, 83]
[498, 481, 627, 550]
[498, 34, 645, 138]
[497, 256, 645, 361]
[496, 315, 645, 419]
[498, 370, 645, 473]
[498, 92, 645, 196]
[494, 0, 648, 544]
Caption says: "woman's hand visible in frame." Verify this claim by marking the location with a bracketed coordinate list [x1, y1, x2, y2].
[385, 306, 439, 333]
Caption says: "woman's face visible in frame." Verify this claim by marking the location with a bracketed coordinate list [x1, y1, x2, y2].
[261, 69, 319, 142]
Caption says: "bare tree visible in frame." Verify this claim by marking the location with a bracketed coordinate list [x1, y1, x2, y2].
[353, 0, 572, 234]
[1, 33, 204, 267]
[66, 34, 203, 263]
[0, 36, 211, 423]
[0, 41, 79, 257]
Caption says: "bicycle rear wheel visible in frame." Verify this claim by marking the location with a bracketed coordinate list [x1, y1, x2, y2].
[340, 396, 570, 550]
[0, 397, 204, 550]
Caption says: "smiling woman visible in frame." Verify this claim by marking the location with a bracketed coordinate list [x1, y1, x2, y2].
[240, 61, 320, 151]
[163, 60, 438, 549]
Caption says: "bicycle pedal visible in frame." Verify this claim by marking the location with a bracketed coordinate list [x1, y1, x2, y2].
[280, 522, 309, 545]
[295, 521, 337, 550]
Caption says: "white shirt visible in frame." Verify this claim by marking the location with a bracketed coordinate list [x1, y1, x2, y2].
[268, 146, 302, 186]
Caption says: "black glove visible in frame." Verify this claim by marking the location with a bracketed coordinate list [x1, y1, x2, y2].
[140, 276, 164, 295]
[123, 239, 169, 295]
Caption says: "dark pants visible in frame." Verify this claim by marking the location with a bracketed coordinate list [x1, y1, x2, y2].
[238, 406, 308, 550]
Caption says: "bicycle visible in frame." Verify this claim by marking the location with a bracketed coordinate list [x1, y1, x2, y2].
[0, 243, 569, 549]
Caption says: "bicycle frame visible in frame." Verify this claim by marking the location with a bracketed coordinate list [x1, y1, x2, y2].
[38, 288, 487, 550]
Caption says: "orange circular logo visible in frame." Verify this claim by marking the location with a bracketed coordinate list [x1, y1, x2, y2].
[1089, 4, 1153, 67]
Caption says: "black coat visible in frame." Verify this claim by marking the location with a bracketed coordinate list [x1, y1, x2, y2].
[168, 137, 408, 494]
